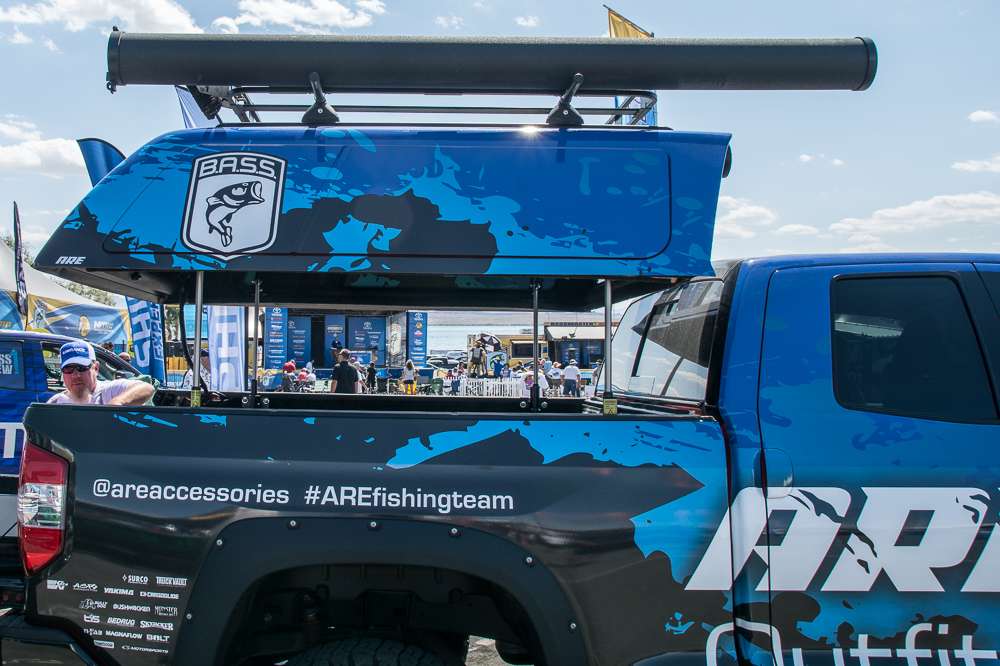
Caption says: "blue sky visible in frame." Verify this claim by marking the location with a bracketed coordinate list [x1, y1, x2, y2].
[0, 0, 998, 260]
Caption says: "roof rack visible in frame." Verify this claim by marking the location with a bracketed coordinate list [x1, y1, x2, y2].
[108, 31, 876, 127]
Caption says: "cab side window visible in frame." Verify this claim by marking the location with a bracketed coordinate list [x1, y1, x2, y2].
[831, 276, 997, 422]
[40, 343, 65, 391]
[0, 341, 25, 390]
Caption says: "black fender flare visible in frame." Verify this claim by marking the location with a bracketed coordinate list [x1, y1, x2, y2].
[172, 517, 588, 665]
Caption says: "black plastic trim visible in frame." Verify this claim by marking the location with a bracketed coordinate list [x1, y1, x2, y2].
[174, 517, 588, 666]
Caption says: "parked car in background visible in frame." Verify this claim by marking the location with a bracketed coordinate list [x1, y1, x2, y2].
[0, 330, 137, 572]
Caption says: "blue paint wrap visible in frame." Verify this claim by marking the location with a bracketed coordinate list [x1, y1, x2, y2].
[35, 126, 729, 280]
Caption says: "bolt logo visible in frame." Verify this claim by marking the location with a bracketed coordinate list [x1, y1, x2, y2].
[182, 152, 286, 259]
[687, 487, 1000, 593]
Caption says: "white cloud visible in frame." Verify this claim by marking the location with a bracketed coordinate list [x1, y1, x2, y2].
[9, 27, 32, 43]
[211, 16, 239, 33]
[775, 224, 819, 236]
[829, 191, 1000, 252]
[0, 137, 84, 175]
[514, 15, 539, 27]
[434, 15, 463, 29]
[42, 36, 58, 51]
[355, 0, 385, 14]
[472, 0, 489, 9]
[215, 0, 384, 33]
[715, 195, 778, 240]
[0, 0, 202, 33]
[952, 154, 1000, 173]
[799, 153, 844, 167]
[0, 118, 42, 142]
[968, 110, 999, 124]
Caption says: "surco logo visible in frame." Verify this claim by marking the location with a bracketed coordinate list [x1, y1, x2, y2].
[181, 152, 286, 259]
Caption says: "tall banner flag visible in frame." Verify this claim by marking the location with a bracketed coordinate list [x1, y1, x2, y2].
[126, 297, 166, 382]
[11, 202, 28, 319]
[606, 6, 658, 126]
[207, 306, 246, 391]
[76, 138, 126, 185]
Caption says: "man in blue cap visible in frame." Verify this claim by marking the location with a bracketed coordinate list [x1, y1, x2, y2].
[47, 341, 154, 406]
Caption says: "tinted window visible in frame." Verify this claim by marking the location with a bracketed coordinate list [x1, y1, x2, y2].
[980, 268, 1000, 313]
[632, 280, 722, 399]
[0, 341, 25, 390]
[832, 276, 997, 421]
[511, 342, 546, 358]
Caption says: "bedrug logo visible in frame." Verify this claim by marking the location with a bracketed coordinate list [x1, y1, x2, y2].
[181, 152, 286, 259]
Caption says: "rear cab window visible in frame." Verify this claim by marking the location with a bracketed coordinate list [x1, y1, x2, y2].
[605, 279, 724, 402]
[831, 275, 998, 422]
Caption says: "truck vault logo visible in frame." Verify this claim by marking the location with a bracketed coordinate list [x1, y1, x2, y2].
[181, 152, 286, 259]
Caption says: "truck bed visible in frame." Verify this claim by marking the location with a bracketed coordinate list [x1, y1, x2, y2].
[20, 403, 729, 666]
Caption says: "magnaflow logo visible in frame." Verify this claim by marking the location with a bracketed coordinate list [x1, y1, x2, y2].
[687, 487, 1000, 593]
[181, 152, 286, 259]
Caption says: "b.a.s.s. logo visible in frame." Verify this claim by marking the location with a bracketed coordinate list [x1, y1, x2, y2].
[181, 152, 286, 259]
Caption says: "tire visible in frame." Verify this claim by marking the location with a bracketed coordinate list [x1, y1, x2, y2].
[285, 638, 449, 666]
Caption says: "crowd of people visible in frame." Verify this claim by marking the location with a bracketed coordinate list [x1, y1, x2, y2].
[445, 356, 583, 397]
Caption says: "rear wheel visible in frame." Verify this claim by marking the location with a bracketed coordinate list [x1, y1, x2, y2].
[285, 638, 449, 666]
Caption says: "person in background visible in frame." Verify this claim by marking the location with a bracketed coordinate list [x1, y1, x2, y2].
[101, 341, 115, 353]
[468, 342, 486, 377]
[547, 361, 563, 395]
[47, 341, 154, 406]
[500, 365, 511, 379]
[330, 349, 359, 394]
[280, 361, 296, 392]
[401, 359, 417, 395]
[492, 355, 505, 378]
[563, 359, 581, 397]
[543, 356, 553, 374]
[118, 351, 132, 364]
[366, 361, 377, 393]
[181, 349, 211, 389]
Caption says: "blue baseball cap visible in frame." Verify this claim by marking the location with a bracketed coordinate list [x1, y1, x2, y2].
[59, 341, 96, 369]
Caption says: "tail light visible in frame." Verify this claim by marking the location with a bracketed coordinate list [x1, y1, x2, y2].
[17, 442, 67, 574]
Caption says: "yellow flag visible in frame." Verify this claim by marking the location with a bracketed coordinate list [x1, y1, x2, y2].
[607, 7, 652, 39]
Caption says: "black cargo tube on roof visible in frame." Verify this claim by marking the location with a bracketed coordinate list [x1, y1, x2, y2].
[106, 31, 877, 93]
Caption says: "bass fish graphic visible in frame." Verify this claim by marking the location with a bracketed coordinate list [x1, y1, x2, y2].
[205, 181, 265, 247]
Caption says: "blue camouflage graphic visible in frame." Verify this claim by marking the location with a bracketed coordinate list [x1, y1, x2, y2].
[35, 127, 730, 279]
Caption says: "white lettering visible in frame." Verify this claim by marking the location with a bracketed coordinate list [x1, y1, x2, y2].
[823, 488, 987, 592]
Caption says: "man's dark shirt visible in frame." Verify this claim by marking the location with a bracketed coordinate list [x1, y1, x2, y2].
[332, 361, 359, 394]
[366, 365, 377, 388]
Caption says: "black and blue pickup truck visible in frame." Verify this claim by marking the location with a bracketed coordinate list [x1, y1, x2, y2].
[8, 30, 997, 666]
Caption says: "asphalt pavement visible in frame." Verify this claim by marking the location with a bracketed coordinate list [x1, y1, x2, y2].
[466, 637, 517, 665]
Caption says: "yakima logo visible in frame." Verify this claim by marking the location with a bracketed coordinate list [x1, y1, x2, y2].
[182, 152, 286, 259]
[687, 487, 1000, 593]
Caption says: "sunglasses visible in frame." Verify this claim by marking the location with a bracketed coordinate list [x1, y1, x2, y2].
[62, 364, 93, 375]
